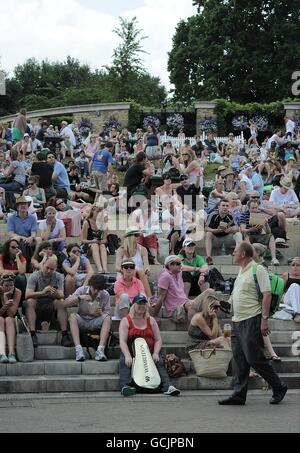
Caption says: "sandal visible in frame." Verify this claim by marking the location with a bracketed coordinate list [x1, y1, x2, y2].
[271, 355, 281, 362]
[249, 370, 259, 378]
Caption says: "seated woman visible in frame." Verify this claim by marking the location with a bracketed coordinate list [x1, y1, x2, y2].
[0, 148, 26, 193]
[31, 241, 57, 271]
[186, 292, 231, 353]
[207, 179, 227, 213]
[119, 293, 180, 397]
[23, 175, 46, 220]
[55, 198, 82, 237]
[178, 239, 209, 297]
[0, 239, 27, 305]
[63, 243, 94, 297]
[130, 199, 161, 265]
[38, 206, 67, 254]
[114, 259, 146, 320]
[81, 204, 108, 274]
[115, 227, 152, 298]
[0, 273, 22, 364]
[65, 274, 112, 362]
[282, 257, 300, 323]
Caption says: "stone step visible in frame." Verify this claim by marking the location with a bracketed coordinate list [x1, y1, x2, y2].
[35, 326, 299, 347]
[0, 372, 298, 394]
[33, 342, 298, 361]
[0, 356, 298, 377]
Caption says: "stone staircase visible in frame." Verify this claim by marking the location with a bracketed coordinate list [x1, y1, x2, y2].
[0, 317, 299, 394]
[0, 222, 300, 394]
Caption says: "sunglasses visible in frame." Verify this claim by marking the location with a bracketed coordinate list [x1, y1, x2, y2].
[56, 201, 64, 207]
[1, 275, 15, 281]
[122, 265, 136, 270]
[251, 196, 260, 199]
[10, 246, 19, 250]
[170, 262, 182, 266]
[71, 250, 81, 254]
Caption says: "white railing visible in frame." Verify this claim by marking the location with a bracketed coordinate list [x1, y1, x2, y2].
[161, 132, 245, 148]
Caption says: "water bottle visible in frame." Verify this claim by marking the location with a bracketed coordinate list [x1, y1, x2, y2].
[151, 281, 158, 307]
[225, 280, 231, 295]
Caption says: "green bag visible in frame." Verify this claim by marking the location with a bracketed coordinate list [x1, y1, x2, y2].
[252, 264, 285, 316]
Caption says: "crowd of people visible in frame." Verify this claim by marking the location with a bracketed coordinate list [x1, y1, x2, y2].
[0, 109, 299, 402]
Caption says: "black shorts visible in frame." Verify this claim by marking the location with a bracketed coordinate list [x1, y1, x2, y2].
[182, 272, 201, 297]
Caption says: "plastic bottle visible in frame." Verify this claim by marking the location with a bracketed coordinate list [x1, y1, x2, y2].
[225, 280, 231, 295]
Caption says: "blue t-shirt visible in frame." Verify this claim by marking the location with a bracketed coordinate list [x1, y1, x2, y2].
[53, 161, 70, 192]
[252, 173, 264, 200]
[63, 256, 89, 273]
[92, 150, 113, 174]
[7, 213, 37, 237]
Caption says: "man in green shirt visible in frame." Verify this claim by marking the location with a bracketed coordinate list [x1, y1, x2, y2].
[178, 239, 209, 297]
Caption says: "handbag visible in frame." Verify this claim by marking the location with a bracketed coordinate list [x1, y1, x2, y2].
[165, 353, 187, 378]
[189, 347, 232, 379]
[15, 316, 34, 363]
[132, 338, 161, 393]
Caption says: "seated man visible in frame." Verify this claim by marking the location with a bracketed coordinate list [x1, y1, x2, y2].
[24, 257, 72, 348]
[64, 274, 112, 362]
[7, 196, 41, 272]
[114, 259, 146, 320]
[269, 177, 300, 218]
[153, 255, 196, 322]
[205, 199, 242, 265]
[178, 239, 209, 297]
[240, 200, 279, 266]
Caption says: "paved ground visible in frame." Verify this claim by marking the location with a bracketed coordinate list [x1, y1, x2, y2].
[0, 390, 299, 433]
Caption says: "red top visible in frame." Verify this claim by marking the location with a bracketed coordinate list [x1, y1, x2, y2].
[0, 254, 26, 271]
[127, 316, 155, 354]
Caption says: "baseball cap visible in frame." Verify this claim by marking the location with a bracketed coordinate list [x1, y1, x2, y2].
[183, 239, 196, 247]
[24, 133, 30, 138]
[121, 259, 135, 267]
[164, 255, 183, 267]
[132, 294, 148, 305]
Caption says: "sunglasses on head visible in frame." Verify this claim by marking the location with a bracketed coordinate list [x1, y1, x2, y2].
[122, 265, 135, 270]
[1, 275, 15, 282]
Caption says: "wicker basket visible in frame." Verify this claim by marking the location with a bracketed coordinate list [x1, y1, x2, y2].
[189, 348, 232, 379]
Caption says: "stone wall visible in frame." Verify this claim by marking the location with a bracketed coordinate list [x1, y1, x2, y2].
[195, 102, 217, 136]
[73, 109, 129, 132]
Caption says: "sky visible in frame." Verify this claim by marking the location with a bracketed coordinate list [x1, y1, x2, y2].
[0, 0, 197, 91]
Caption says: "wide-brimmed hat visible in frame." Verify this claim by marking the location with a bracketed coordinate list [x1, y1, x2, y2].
[15, 196, 31, 205]
[224, 168, 235, 177]
[124, 227, 141, 238]
[280, 176, 294, 190]
[217, 165, 226, 173]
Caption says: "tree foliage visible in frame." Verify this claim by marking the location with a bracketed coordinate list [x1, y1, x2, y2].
[168, 0, 300, 103]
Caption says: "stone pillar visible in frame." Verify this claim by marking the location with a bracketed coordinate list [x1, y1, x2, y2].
[284, 103, 300, 120]
[195, 101, 217, 137]
[73, 109, 130, 132]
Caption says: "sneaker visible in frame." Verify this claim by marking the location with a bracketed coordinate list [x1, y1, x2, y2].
[121, 386, 136, 397]
[271, 258, 280, 266]
[0, 354, 9, 364]
[95, 349, 107, 362]
[61, 334, 73, 348]
[31, 333, 38, 349]
[7, 353, 17, 364]
[206, 256, 214, 265]
[163, 385, 180, 397]
[75, 348, 85, 362]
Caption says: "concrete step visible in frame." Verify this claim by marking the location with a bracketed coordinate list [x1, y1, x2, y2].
[0, 372, 298, 394]
[33, 341, 298, 361]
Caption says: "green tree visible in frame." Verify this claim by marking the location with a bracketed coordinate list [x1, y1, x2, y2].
[168, 0, 300, 102]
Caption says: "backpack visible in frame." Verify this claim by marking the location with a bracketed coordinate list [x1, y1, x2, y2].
[106, 234, 121, 255]
[165, 354, 187, 378]
[208, 268, 235, 294]
[80, 330, 119, 360]
[252, 264, 285, 316]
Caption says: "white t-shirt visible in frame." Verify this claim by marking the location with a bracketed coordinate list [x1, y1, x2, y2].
[286, 119, 295, 134]
[60, 126, 76, 147]
[266, 134, 281, 150]
[240, 174, 254, 193]
[38, 219, 65, 239]
[269, 188, 299, 209]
